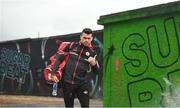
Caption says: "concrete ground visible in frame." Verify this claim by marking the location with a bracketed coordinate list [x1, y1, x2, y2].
[0, 95, 103, 107]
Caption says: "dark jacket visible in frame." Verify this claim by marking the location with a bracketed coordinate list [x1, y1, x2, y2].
[50, 42, 100, 84]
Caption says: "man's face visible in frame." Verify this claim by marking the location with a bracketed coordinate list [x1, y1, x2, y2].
[80, 33, 93, 47]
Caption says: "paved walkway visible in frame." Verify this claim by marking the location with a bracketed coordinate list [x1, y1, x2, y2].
[0, 95, 103, 107]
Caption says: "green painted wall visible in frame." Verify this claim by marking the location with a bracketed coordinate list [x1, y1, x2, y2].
[98, 1, 180, 107]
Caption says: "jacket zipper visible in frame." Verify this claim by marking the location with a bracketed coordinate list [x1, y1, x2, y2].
[71, 46, 84, 84]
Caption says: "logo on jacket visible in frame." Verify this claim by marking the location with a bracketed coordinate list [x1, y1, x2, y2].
[83, 90, 88, 94]
[86, 52, 90, 56]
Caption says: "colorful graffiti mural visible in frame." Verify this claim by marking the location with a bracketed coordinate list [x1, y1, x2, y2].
[0, 30, 103, 98]
[98, 1, 180, 107]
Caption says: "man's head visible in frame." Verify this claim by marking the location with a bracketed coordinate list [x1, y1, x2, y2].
[80, 28, 93, 47]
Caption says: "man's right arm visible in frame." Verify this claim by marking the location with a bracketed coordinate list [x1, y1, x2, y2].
[50, 42, 71, 74]
[44, 42, 73, 82]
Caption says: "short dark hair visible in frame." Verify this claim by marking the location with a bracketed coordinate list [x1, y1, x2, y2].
[82, 28, 92, 34]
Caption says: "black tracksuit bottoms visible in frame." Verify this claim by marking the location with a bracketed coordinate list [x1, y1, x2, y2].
[63, 81, 89, 107]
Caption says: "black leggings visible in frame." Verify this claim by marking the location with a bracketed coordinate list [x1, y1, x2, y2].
[63, 82, 89, 107]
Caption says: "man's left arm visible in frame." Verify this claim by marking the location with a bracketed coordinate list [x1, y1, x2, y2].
[88, 55, 100, 74]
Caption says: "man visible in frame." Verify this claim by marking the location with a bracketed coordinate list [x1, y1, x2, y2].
[45, 28, 100, 107]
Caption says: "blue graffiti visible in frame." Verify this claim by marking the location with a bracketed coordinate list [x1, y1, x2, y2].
[0, 48, 31, 84]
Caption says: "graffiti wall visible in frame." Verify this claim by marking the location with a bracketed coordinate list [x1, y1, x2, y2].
[0, 30, 103, 98]
[98, 1, 180, 107]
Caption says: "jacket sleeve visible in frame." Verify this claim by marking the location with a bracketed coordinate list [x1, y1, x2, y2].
[50, 42, 71, 74]
[91, 52, 101, 75]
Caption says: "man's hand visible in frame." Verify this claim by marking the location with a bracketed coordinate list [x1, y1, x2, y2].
[51, 74, 59, 83]
[88, 55, 97, 66]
